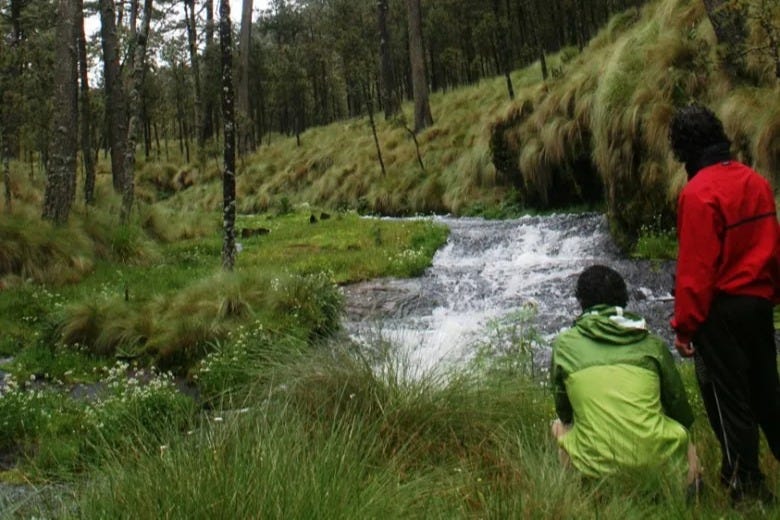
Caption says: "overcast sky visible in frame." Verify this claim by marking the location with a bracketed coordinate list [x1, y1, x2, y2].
[84, 0, 273, 40]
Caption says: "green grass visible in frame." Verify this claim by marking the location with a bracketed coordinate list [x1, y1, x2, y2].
[0, 208, 448, 368]
[0, 205, 449, 483]
[236, 211, 449, 282]
[17, 340, 776, 519]
[0, 246, 780, 519]
[631, 226, 678, 260]
[2, 0, 779, 514]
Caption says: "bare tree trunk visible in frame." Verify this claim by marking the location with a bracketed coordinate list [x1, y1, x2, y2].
[220, 0, 236, 270]
[130, 0, 138, 32]
[703, 0, 748, 79]
[202, 0, 217, 143]
[406, 0, 433, 133]
[492, 0, 515, 100]
[237, 0, 254, 154]
[364, 83, 386, 177]
[99, 0, 128, 193]
[183, 0, 204, 148]
[2, 0, 23, 167]
[2, 139, 11, 214]
[77, 0, 96, 205]
[43, 0, 79, 224]
[529, 0, 548, 80]
[377, 0, 399, 120]
[121, 0, 153, 224]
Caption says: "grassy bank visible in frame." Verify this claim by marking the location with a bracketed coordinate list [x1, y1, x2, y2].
[2, 209, 778, 518]
[5, 319, 777, 519]
[0, 202, 448, 481]
[124, 0, 780, 252]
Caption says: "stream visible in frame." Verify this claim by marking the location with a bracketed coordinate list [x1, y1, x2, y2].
[1, 213, 679, 510]
[342, 213, 678, 375]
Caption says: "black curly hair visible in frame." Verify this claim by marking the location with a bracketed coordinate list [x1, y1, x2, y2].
[669, 104, 731, 168]
[576, 265, 628, 311]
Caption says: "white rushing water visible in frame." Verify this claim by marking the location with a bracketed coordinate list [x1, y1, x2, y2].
[345, 214, 676, 376]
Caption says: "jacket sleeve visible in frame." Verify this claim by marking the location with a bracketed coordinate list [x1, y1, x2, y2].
[656, 344, 694, 429]
[773, 220, 780, 305]
[671, 189, 724, 344]
[550, 346, 573, 424]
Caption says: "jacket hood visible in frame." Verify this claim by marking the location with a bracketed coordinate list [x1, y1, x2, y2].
[575, 305, 649, 345]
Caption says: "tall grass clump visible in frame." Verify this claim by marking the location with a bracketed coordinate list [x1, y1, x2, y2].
[52, 268, 344, 371]
[164, 59, 564, 218]
[0, 205, 94, 286]
[488, 0, 778, 248]
[72, 404, 422, 519]
[57, 332, 739, 519]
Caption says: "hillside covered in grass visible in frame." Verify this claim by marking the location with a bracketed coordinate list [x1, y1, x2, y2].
[1, 0, 779, 515]
[147, 0, 779, 250]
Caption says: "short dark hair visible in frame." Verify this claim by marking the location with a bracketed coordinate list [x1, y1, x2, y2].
[576, 265, 628, 311]
[668, 104, 731, 164]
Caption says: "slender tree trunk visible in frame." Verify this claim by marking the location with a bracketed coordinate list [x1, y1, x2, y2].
[703, 0, 748, 79]
[121, 0, 153, 224]
[513, 0, 528, 57]
[127, 0, 138, 68]
[364, 84, 386, 177]
[143, 103, 151, 158]
[406, 0, 433, 133]
[237, 0, 254, 154]
[77, 0, 96, 205]
[43, 0, 79, 224]
[99, 0, 128, 193]
[3, 0, 23, 164]
[529, 0, 548, 80]
[377, 0, 399, 120]
[2, 139, 11, 214]
[220, 0, 236, 270]
[153, 121, 161, 158]
[115, 0, 123, 26]
[493, 0, 515, 100]
[201, 0, 217, 142]
[183, 0, 204, 149]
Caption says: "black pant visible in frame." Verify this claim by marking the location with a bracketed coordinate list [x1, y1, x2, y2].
[693, 294, 780, 489]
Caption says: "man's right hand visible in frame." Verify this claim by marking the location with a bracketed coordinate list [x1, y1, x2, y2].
[674, 336, 695, 357]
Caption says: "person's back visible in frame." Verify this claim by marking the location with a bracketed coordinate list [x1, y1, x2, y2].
[674, 160, 778, 340]
[552, 305, 693, 477]
[550, 265, 696, 483]
[669, 104, 779, 504]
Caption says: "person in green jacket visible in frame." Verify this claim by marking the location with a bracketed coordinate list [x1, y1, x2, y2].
[551, 265, 699, 486]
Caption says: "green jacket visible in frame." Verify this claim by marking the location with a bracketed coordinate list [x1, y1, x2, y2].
[551, 305, 694, 478]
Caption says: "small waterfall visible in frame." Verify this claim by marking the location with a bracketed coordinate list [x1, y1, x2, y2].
[344, 214, 677, 374]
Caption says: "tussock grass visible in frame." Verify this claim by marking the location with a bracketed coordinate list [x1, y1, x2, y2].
[2, 209, 447, 369]
[490, 0, 779, 247]
[165, 57, 570, 219]
[55, 268, 342, 368]
[56, 342, 778, 518]
[0, 204, 95, 287]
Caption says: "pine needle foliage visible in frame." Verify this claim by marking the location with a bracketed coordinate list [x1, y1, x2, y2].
[158, 0, 779, 248]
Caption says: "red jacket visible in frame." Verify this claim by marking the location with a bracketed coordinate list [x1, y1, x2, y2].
[671, 161, 780, 344]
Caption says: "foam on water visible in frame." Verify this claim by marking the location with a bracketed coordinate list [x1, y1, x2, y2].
[350, 214, 648, 371]
[346, 213, 677, 376]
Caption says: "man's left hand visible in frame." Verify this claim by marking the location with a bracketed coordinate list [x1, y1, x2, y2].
[674, 336, 695, 357]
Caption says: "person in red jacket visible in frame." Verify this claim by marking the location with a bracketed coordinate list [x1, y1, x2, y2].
[669, 104, 779, 505]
